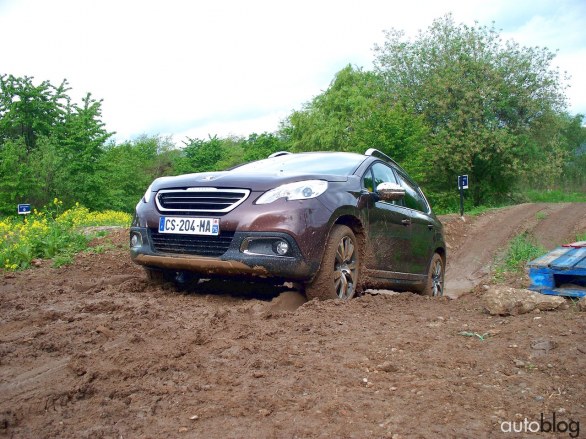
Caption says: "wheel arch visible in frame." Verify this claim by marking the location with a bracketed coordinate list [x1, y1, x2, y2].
[334, 215, 366, 249]
[434, 246, 447, 270]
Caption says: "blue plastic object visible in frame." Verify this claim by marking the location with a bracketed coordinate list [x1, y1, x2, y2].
[527, 241, 586, 298]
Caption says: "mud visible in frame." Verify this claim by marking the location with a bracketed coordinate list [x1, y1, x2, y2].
[1, 203, 585, 438]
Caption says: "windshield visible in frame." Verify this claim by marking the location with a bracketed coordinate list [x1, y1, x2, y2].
[233, 153, 365, 176]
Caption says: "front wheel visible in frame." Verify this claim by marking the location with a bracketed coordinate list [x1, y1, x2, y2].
[305, 225, 360, 301]
[144, 267, 175, 283]
[421, 253, 444, 297]
[144, 268, 200, 291]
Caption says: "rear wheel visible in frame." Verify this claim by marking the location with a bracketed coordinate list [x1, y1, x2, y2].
[421, 253, 444, 297]
[305, 225, 360, 301]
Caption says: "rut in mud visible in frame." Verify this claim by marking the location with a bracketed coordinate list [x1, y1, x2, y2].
[0, 203, 585, 438]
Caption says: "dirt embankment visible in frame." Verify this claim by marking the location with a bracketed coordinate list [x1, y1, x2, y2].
[1, 203, 585, 438]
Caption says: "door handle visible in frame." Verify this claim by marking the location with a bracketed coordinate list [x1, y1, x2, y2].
[427, 224, 434, 230]
[401, 218, 411, 226]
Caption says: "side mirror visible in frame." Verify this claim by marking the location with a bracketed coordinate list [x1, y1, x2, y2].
[376, 182, 405, 202]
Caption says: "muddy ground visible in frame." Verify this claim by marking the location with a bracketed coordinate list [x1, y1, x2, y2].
[1, 202, 585, 438]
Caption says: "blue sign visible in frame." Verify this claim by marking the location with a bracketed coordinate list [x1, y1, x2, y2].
[18, 204, 31, 215]
[458, 175, 469, 190]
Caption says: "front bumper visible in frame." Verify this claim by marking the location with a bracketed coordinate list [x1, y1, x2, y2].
[130, 227, 317, 281]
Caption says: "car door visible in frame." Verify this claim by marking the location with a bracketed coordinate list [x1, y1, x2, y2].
[363, 162, 412, 274]
[395, 171, 436, 275]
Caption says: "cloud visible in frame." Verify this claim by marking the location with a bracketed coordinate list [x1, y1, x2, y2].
[1, 0, 584, 145]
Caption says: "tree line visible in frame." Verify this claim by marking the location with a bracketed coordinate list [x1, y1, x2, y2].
[1, 15, 584, 216]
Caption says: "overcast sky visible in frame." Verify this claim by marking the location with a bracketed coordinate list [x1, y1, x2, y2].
[1, 0, 584, 144]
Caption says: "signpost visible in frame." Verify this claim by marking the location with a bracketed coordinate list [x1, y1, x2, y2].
[457, 175, 468, 217]
[18, 204, 31, 221]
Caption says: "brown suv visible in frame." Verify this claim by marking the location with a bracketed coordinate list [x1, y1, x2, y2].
[130, 149, 446, 299]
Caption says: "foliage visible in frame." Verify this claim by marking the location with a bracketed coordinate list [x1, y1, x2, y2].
[172, 133, 289, 174]
[96, 135, 180, 212]
[521, 189, 586, 203]
[175, 135, 225, 173]
[494, 232, 545, 280]
[283, 65, 428, 178]
[0, 75, 70, 151]
[53, 93, 113, 208]
[0, 199, 131, 271]
[557, 114, 586, 191]
[172, 135, 252, 174]
[0, 74, 113, 213]
[373, 15, 570, 205]
[2, 15, 584, 215]
[242, 132, 289, 162]
[56, 203, 132, 228]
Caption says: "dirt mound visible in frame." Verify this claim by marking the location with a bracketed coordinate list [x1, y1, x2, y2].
[1, 203, 585, 438]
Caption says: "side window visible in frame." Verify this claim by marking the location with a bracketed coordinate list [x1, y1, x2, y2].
[362, 168, 374, 193]
[397, 173, 429, 212]
[371, 162, 398, 189]
[362, 163, 401, 205]
[362, 163, 398, 193]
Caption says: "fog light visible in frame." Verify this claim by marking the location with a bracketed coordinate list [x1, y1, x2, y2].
[275, 240, 289, 256]
[130, 233, 141, 248]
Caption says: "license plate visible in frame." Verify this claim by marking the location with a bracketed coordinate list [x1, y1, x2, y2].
[158, 217, 220, 235]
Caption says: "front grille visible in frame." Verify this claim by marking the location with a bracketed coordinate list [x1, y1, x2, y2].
[156, 188, 250, 213]
[150, 230, 235, 257]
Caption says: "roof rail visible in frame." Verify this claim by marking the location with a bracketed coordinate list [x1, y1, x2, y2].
[364, 148, 406, 172]
[268, 151, 292, 158]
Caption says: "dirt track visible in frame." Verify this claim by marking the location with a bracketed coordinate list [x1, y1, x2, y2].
[1, 203, 585, 438]
[444, 203, 586, 297]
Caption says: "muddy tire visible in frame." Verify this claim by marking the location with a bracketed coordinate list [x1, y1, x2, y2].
[421, 253, 444, 297]
[144, 268, 200, 291]
[305, 225, 360, 301]
[144, 267, 175, 284]
[174, 271, 200, 291]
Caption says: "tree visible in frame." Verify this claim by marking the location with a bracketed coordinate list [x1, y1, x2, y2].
[242, 132, 289, 162]
[373, 15, 569, 205]
[174, 136, 231, 174]
[0, 74, 70, 152]
[558, 113, 586, 190]
[0, 138, 34, 213]
[0, 74, 113, 214]
[97, 135, 179, 211]
[54, 93, 113, 208]
[282, 65, 427, 177]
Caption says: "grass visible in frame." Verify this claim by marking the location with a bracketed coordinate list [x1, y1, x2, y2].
[523, 189, 586, 203]
[432, 188, 586, 216]
[0, 200, 131, 271]
[535, 211, 548, 220]
[494, 232, 546, 281]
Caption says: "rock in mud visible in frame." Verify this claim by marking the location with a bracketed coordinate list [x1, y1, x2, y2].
[483, 287, 566, 316]
[577, 297, 586, 312]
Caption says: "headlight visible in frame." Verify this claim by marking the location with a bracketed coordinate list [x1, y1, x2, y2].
[143, 183, 154, 203]
[256, 180, 328, 204]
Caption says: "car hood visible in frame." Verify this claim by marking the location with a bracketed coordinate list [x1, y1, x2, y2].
[150, 171, 349, 192]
